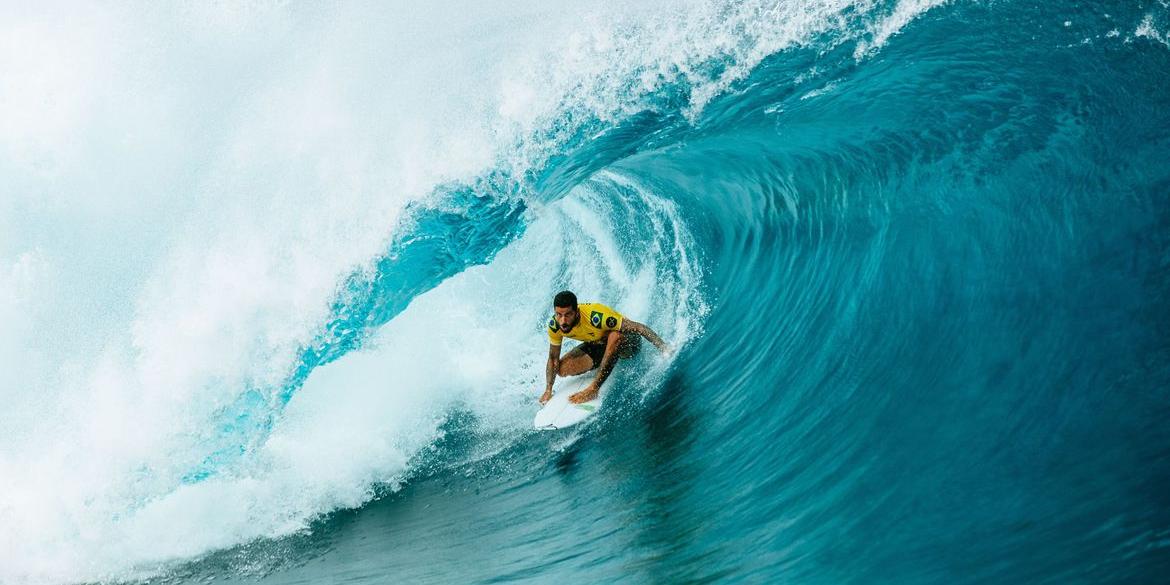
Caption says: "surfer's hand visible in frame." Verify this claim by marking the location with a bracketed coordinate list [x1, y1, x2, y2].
[569, 383, 598, 404]
[539, 389, 553, 405]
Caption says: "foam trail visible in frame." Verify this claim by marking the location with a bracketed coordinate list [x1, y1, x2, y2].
[1136, 13, 1170, 48]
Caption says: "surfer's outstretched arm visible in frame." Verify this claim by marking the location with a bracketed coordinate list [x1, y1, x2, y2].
[621, 320, 671, 354]
[540, 343, 561, 404]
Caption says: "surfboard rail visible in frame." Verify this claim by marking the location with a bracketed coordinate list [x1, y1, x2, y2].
[533, 374, 607, 430]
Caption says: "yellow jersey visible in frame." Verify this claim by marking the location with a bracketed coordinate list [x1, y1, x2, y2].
[547, 302, 625, 346]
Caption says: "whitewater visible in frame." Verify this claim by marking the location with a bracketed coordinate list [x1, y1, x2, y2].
[2, 1, 1169, 583]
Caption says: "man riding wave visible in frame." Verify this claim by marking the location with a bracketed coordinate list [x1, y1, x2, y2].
[539, 290, 670, 405]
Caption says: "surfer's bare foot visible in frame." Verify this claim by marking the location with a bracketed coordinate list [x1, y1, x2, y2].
[539, 389, 553, 404]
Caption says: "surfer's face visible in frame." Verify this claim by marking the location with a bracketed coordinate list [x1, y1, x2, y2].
[554, 306, 578, 333]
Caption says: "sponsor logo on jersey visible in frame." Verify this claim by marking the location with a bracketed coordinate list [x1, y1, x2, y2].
[590, 310, 602, 327]
[606, 316, 617, 328]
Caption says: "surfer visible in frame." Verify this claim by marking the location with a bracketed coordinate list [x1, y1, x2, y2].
[539, 290, 670, 405]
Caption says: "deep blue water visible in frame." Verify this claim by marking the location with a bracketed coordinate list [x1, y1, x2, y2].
[3, 1, 1169, 584]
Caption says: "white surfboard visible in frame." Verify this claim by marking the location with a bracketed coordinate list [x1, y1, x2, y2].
[533, 374, 610, 430]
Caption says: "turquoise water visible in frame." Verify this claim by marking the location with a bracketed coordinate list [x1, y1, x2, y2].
[2, 1, 1169, 583]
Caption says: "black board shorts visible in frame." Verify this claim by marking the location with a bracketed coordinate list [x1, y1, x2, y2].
[578, 334, 642, 368]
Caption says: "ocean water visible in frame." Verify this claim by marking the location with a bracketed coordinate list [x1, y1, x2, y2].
[2, 1, 1169, 583]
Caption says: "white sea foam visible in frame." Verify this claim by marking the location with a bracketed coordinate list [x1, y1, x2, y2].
[0, 1, 917, 582]
[1136, 14, 1170, 48]
[853, 0, 948, 59]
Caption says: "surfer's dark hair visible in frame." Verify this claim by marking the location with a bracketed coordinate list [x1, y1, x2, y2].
[553, 290, 578, 309]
